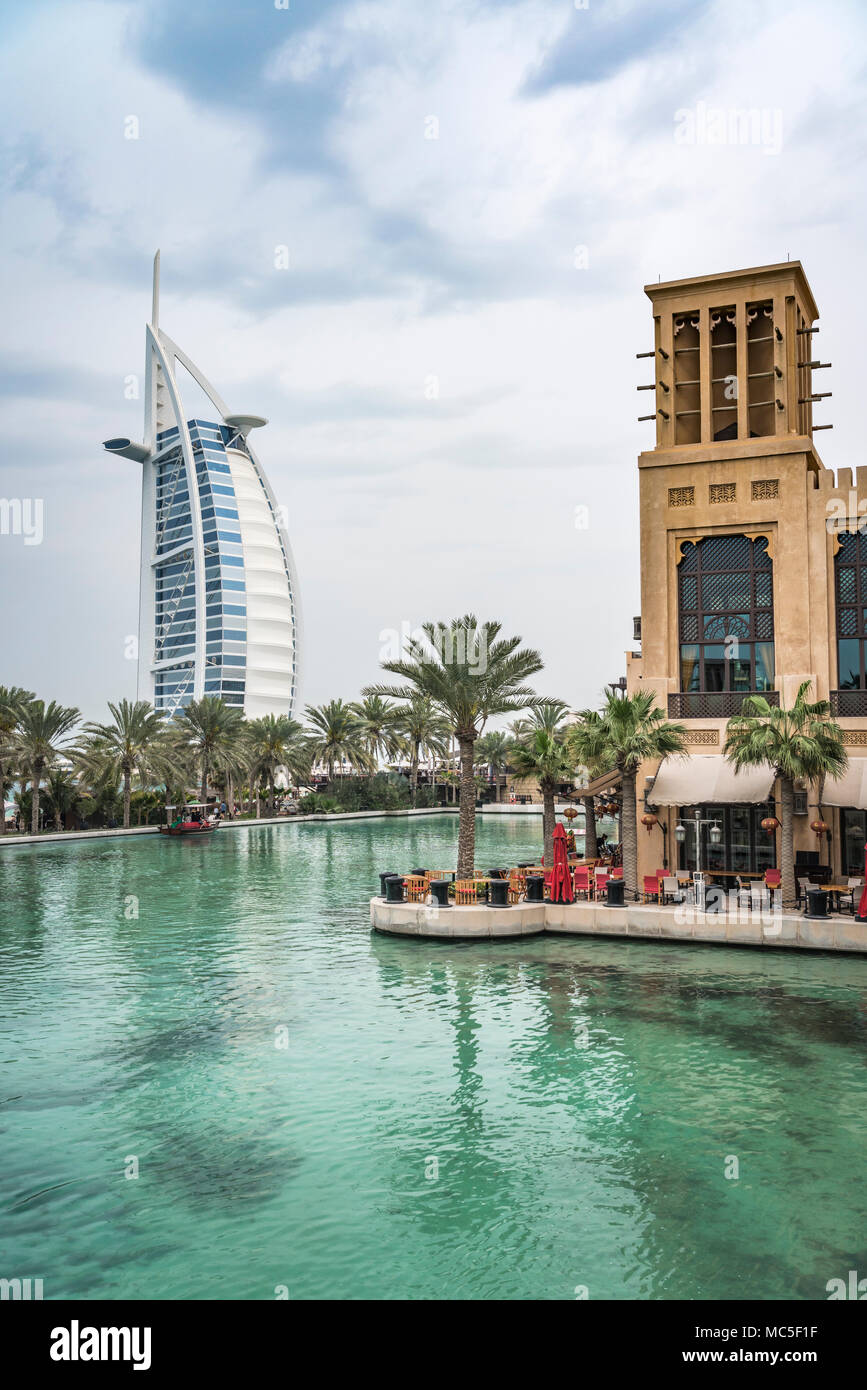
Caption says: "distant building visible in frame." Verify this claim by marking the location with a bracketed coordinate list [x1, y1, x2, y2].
[103, 252, 301, 717]
[627, 260, 867, 881]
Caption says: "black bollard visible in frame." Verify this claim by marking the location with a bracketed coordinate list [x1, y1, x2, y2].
[410, 867, 428, 877]
[379, 871, 399, 897]
[806, 887, 828, 919]
[429, 879, 452, 908]
[489, 878, 509, 908]
[606, 878, 625, 907]
[525, 875, 545, 903]
[487, 867, 508, 880]
[385, 876, 405, 904]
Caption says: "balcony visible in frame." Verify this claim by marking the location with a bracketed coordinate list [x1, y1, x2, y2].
[830, 690, 867, 717]
[668, 691, 780, 719]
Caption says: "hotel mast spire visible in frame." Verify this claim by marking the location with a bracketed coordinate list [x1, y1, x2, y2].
[151, 248, 160, 330]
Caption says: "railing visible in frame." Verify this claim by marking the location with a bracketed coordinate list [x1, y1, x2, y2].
[668, 690, 780, 719]
[830, 690, 867, 717]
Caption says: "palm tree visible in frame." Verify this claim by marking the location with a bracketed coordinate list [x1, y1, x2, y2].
[508, 702, 574, 864]
[392, 694, 451, 806]
[568, 709, 609, 860]
[725, 681, 847, 911]
[474, 730, 513, 797]
[173, 696, 245, 805]
[77, 699, 176, 829]
[0, 685, 34, 835]
[366, 615, 544, 878]
[12, 699, 80, 836]
[43, 767, 85, 831]
[350, 694, 401, 768]
[246, 715, 309, 816]
[305, 700, 372, 782]
[570, 690, 687, 901]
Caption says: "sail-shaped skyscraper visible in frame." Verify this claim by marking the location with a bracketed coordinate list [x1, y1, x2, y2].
[103, 253, 301, 718]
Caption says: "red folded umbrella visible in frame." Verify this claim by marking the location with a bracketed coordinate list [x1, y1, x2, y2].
[550, 822, 574, 903]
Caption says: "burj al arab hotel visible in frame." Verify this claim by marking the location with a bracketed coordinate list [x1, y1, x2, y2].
[103, 253, 301, 718]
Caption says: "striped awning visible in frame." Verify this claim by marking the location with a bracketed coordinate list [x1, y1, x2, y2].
[649, 755, 776, 806]
[823, 762, 867, 810]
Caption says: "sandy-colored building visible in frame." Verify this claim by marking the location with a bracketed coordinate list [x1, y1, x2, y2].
[626, 260, 867, 884]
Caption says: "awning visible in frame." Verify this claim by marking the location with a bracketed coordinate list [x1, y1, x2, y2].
[574, 769, 622, 797]
[649, 755, 776, 807]
[823, 762, 867, 810]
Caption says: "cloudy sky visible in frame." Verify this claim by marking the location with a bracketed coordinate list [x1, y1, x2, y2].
[1, 0, 866, 721]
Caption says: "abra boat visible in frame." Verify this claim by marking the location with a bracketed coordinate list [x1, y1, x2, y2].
[158, 802, 221, 837]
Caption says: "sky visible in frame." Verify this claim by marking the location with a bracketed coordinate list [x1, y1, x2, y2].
[1, 0, 866, 722]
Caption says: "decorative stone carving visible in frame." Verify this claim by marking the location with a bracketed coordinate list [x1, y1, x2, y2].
[669, 486, 695, 508]
[752, 478, 779, 500]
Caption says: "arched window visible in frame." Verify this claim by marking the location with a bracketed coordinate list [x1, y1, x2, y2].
[835, 531, 867, 693]
[679, 535, 775, 695]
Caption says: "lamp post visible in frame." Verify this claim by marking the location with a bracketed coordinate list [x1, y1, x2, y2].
[674, 810, 722, 907]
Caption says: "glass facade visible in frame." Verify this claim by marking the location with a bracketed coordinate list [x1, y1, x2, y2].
[150, 420, 252, 713]
[676, 804, 777, 874]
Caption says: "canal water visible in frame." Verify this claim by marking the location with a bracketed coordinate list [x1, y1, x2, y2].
[1, 814, 865, 1299]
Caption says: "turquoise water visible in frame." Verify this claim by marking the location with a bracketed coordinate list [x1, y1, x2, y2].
[1, 813, 866, 1301]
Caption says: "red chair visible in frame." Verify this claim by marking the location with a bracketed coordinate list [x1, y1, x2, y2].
[643, 874, 661, 903]
[610, 867, 623, 879]
[594, 869, 609, 900]
[764, 869, 781, 889]
[573, 867, 591, 899]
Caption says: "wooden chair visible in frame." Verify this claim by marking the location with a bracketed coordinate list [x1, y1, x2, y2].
[454, 879, 479, 905]
[764, 869, 781, 890]
[642, 874, 661, 903]
[593, 869, 609, 900]
[404, 875, 428, 903]
[507, 869, 526, 904]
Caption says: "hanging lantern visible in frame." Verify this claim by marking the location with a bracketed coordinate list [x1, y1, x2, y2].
[640, 813, 658, 833]
[760, 816, 780, 836]
[810, 819, 829, 838]
[563, 806, 578, 823]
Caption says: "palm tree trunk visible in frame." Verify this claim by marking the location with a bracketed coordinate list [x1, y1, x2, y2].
[410, 742, 419, 808]
[0, 759, 6, 835]
[621, 769, 638, 900]
[123, 767, 131, 830]
[542, 782, 556, 865]
[227, 773, 234, 817]
[31, 779, 40, 836]
[582, 795, 597, 859]
[779, 773, 796, 911]
[255, 788, 261, 819]
[457, 735, 476, 879]
[200, 754, 209, 807]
